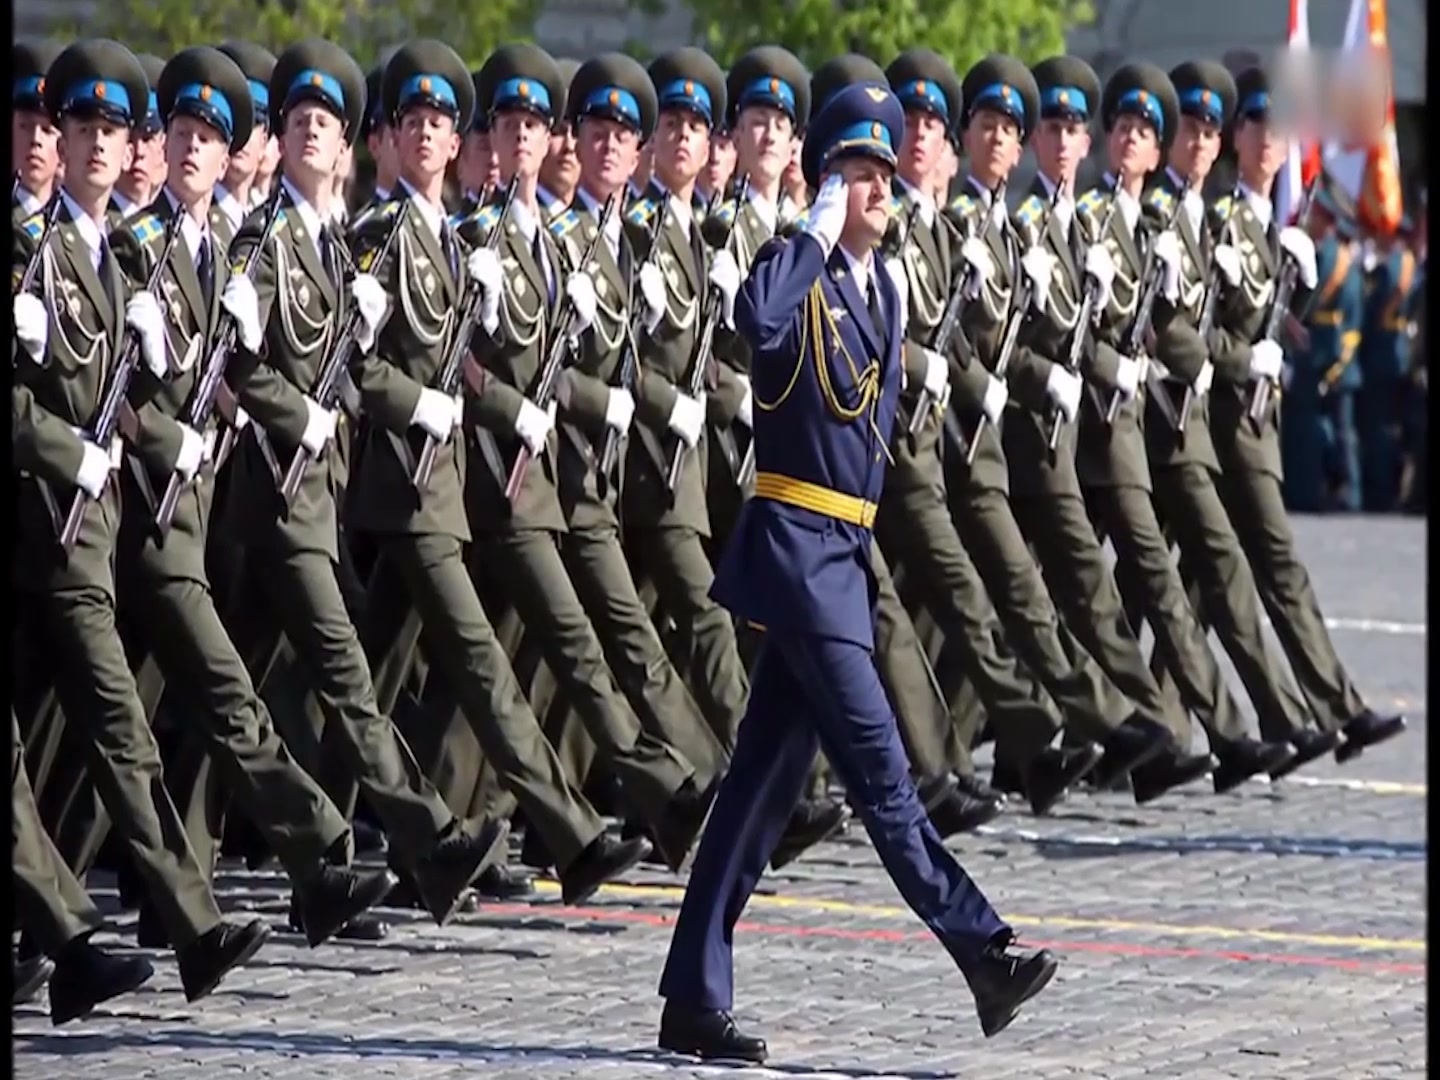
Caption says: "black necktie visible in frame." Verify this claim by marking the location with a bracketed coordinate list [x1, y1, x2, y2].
[197, 236, 214, 309]
[866, 275, 885, 340]
[533, 229, 555, 305]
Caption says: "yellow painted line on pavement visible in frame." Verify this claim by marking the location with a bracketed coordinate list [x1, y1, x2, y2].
[529, 880, 1426, 953]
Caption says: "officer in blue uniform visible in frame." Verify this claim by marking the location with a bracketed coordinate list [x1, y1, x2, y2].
[1284, 181, 1364, 511]
[1359, 210, 1419, 511]
[656, 83, 1057, 1065]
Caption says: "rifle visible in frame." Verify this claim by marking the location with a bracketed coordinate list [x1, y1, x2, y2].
[410, 175, 518, 500]
[154, 182, 286, 535]
[1247, 175, 1319, 428]
[501, 190, 616, 503]
[58, 212, 185, 553]
[674, 170, 748, 497]
[963, 179, 1057, 466]
[277, 197, 412, 510]
[597, 190, 671, 487]
[1177, 182, 1244, 434]
[1047, 177, 1122, 452]
[15, 191, 64, 298]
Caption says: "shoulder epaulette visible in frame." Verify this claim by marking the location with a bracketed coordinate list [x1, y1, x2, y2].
[130, 212, 165, 245]
[20, 213, 44, 241]
[549, 207, 582, 238]
[625, 196, 658, 227]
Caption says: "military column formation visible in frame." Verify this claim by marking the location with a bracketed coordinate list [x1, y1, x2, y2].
[11, 32, 1407, 1047]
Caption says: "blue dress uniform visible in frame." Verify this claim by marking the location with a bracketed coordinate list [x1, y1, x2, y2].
[1358, 231, 1419, 511]
[658, 85, 1049, 1063]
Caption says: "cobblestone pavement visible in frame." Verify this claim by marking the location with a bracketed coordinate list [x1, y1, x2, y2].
[14, 516, 1427, 1079]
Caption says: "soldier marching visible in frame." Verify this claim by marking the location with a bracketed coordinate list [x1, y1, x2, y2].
[10, 31, 1410, 1056]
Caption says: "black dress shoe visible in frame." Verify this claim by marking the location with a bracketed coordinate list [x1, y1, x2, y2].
[929, 789, 1001, 838]
[961, 934, 1059, 1038]
[351, 819, 389, 858]
[1212, 738, 1296, 793]
[14, 953, 54, 1004]
[916, 773, 960, 813]
[954, 771, 1005, 805]
[177, 918, 270, 1003]
[1270, 728, 1343, 779]
[653, 777, 721, 873]
[135, 905, 169, 949]
[290, 864, 398, 947]
[1130, 750, 1217, 805]
[560, 834, 651, 906]
[519, 828, 554, 872]
[473, 862, 536, 900]
[1022, 744, 1103, 816]
[49, 937, 155, 1026]
[1335, 710, 1407, 763]
[658, 1001, 768, 1063]
[1090, 716, 1174, 789]
[989, 760, 1027, 798]
[770, 797, 849, 871]
[412, 818, 509, 926]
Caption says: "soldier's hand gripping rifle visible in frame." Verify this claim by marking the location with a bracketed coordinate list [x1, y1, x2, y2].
[1103, 177, 1191, 425]
[964, 179, 1058, 466]
[1047, 176, 1121, 452]
[1247, 175, 1319, 428]
[410, 175, 518, 500]
[501, 190, 617, 503]
[597, 190, 671, 488]
[668, 170, 748, 499]
[154, 182, 286, 535]
[58, 212, 185, 553]
[277, 196, 412, 510]
[1177, 182, 1243, 434]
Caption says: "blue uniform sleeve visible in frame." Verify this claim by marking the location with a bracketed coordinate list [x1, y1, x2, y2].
[735, 232, 830, 353]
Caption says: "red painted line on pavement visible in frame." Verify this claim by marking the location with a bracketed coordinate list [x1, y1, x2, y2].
[478, 903, 1426, 977]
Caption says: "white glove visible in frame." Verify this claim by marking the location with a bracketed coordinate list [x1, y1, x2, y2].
[638, 262, 666, 334]
[1278, 226, 1318, 289]
[173, 423, 205, 481]
[604, 387, 635, 434]
[1194, 359, 1215, 396]
[709, 249, 741, 328]
[73, 439, 113, 498]
[514, 398, 554, 455]
[125, 290, 168, 379]
[667, 391, 705, 448]
[221, 275, 263, 352]
[1249, 339, 1284, 382]
[411, 386, 461, 443]
[233, 406, 251, 430]
[564, 272, 598, 336]
[1115, 354, 1142, 401]
[981, 373, 1009, 425]
[918, 345, 948, 399]
[14, 293, 47, 361]
[961, 236, 995, 300]
[1213, 244, 1242, 288]
[1084, 243, 1116, 311]
[466, 247, 504, 336]
[1045, 365, 1082, 423]
[803, 173, 848, 257]
[352, 272, 388, 334]
[301, 396, 338, 455]
[1021, 247, 1055, 314]
[1152, 229, 1183, 301]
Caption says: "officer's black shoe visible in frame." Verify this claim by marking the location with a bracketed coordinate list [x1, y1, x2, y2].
[290, 864, 398, 947]
[917, 772, 960, 813]
[989, 760, 1028, 798]
[413, 818, 509, 927]
[770, 798, 849, 871]
[654, 776, 721, 873]
[954, 771, 1005, 806]
[559, 834, 651, 907]
[1091, 716, 1174, 789]
[474, 862, 536, 900]
[1270, 728, 1343, 779]
[1213, 738, 1296, 793]
[1335, 710, 1407, 763]
[351, 819, 389, 858]
[1023, 744, 1104, 816]
[929, 789, 1001, 838]
[135, 905, 169, 949]
[658, 1001, 768, 1063]
[14, 952, 54, 1004]
[961, 933, 1060, 1038]
[178, 918, 270, 1003]
[49, 937, 154, 1026]
[519, 828, 554, 872]
[1130, 750, 1217, 805]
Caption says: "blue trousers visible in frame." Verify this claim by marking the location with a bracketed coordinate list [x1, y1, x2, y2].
[658, 632, 1008, 1010]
